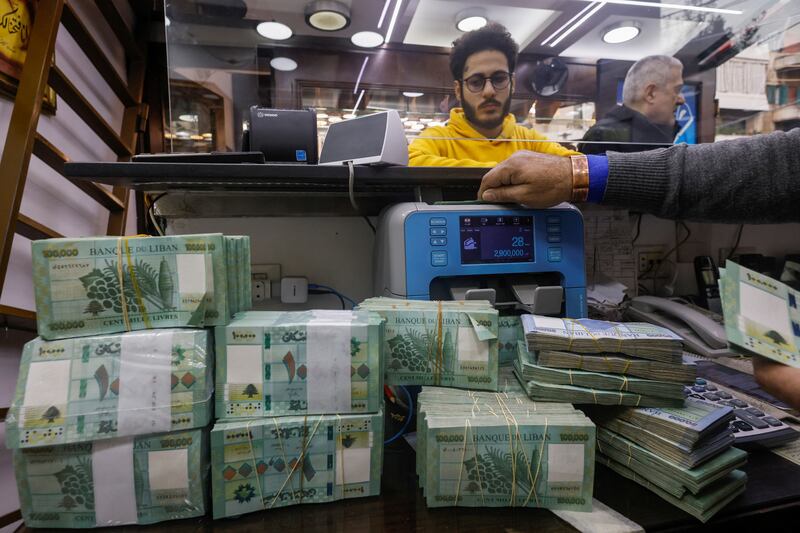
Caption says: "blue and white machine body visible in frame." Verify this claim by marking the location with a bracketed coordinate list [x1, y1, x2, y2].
[374, 203, 587, 318]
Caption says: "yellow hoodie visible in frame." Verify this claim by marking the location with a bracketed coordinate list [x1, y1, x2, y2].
[408, 108, 578, 167]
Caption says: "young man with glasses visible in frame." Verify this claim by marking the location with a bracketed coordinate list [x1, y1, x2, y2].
[409, 23, 578, 167]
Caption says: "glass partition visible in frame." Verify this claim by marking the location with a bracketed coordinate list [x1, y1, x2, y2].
[163, 0, 800, 162]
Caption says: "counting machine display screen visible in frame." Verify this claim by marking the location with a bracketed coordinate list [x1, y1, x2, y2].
[459, 215, 534, 264]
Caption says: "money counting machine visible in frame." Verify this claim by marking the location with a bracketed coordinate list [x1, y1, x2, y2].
[374, 203, 587, 318]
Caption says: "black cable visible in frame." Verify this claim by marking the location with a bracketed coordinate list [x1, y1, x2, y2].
[727, 224, 745, 261]
[308, 289, 346, 309]
[660, 221, 692, 262]
[632, 213, 643, 244]
[363, 216, 376, 234]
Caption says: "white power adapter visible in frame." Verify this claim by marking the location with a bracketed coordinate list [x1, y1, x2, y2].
[280, 277, 308, 304]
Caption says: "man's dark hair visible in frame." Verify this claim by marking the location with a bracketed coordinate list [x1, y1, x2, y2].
[449, 23, 518, 80]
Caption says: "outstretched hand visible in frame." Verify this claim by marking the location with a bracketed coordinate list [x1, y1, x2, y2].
[477, 151, 573, 208]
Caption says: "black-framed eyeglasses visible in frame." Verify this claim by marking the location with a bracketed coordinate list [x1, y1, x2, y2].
[462, 71, 511, 93]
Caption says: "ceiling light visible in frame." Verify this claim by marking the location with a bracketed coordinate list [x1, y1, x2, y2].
[574, 0, 741, 15]
[317, 113, 329, 119]
[328, 116, 342, 123]
[456, 8, 488, 32]
[384, 0, 403, 43]
[270, 57, 298, 71]
[305, 0, 350, 31]
[178, 114, 198, 122]
[351, 31, 384, 48]
[257, 21, 292, 40]
[403, 91, 423, 98]
[343, 113, 356, 119]
[165, 16, 171, 27]
[602, 22, 641, 44]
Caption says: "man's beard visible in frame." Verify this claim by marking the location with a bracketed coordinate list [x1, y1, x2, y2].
[460, 88, 510, 133]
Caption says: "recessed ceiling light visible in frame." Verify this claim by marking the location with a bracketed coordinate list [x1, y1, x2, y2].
[270, 57, 298, 71]
[456, 8, 487, 32]
[317, 113, 329, 119]
[257, 21, 292, 40]
[305, 0, 350, 31]
[351, 31, 384, 48]
[403, 91, 424, 98]
[165, 16, 171, 27]
[178, 114, 198, 122]
[602, 22, 641, 44]
[343, 113, 356, 119]
[575, 0, 741, 15]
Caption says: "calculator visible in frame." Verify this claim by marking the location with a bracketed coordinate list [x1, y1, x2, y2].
[685, 377, 799, 448]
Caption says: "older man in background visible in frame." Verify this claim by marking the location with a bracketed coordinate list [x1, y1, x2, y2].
[578, 55, 686, 154]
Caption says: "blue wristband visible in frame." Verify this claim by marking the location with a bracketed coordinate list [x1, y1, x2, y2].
[586, 155, 608, 203]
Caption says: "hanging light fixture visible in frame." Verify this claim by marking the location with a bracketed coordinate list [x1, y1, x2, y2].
[305, 0, 351, 31]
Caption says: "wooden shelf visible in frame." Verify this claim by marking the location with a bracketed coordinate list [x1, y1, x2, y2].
[0, 304, 36, 332]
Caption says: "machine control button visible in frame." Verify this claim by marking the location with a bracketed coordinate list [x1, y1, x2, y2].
[547, 247, 562, 262]
[431, 251, 448, 267]
[430, 227, 447, 236]
[430, 238, 447, 246]
[429, 217, 447, 226]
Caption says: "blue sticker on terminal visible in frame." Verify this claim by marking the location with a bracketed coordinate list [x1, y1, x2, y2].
[296, 150, 307, 161]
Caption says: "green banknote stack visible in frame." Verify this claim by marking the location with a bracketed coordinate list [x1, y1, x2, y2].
[210, 412, 383, 518]
[416, 387, 595, 510]
[719, 261, 800, 366]
[498, 315, 524, 365]
[32, 234, 251, 340]
[515, 342, 686, 407]
[14, 428, 208, 528]
[358, 297, 499, 390]
[589, 400, 745, 522]
[6, 329, 213, 449]
[518, 315, 694, 406]
[216, 310, 384, 418]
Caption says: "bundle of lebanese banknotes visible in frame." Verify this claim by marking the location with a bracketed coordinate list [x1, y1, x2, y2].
[6, 329, 213, 449]
[358, 297, 499, 390]
[32, 234, 250, 340]
[588, 400, 746, 522]
[210, 412, 383, 518]
[416, 384, 595, 510]
[516, 315, 695, 406]
[14, 428, 209, 528]
[216, 310, 384, 418]
[719, 260, 800, 366]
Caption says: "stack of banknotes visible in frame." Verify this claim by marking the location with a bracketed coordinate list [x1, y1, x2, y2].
[215, 310, 384, 418]
[517, 315, 695, 406]
[210, 412, 383, 518]
[416, 385, 596, 510]
[6, 329, 213, 448]
[7, 329, 214, 526]
[498, 315, 524, 365]
[588, 400, 746, 522]
[358, 297, 499, 390]
[32, 234, 251, 340]
[14, 428, 208, 528]
[515, 342, 687, 407]
[719, 261, 800, 366]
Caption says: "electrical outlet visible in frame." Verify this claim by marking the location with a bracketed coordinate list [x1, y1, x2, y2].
[252, 280, 267, 302]
[636, 245, 664, 275]
[251, 264, 281, 281]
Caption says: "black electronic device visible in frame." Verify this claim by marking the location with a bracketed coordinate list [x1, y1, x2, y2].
[248, 106, 318, 164]
[132, 151, 266, 164]
[694, 255, 721, 313]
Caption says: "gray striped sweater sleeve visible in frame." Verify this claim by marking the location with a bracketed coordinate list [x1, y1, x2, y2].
[602, 128, 800, 223]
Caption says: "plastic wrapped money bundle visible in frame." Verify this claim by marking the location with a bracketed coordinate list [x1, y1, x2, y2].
[589, 402, 744, 522]
[32, 233, 251, 340]
[6, 329, 212, 449]
[216, 310, 384, 418]
[417, 388, 595, 510]
[523, 315, 684, 363]
[358, 297, 499, 390]
[514, 342, 685, 407]
[719, 261, 800, 366]
[14, 428, 208, 528]
[210, 412, 383, 518]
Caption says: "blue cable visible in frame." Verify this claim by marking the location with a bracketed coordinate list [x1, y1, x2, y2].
[384, 385, 413, 445]
[308, 283, 357, 308]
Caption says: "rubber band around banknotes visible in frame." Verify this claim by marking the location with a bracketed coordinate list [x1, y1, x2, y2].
[591, 388, 598, 404]
[454, 418, 486, 506]
[268, 415, 324, 509]
[244, 419, 267, 508]
[115, 235, 152, 331]
[619, 376, 629, 392]
[568, 369, 574, 385]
